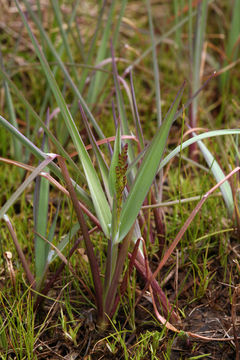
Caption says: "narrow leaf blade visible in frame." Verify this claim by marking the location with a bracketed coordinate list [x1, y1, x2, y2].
[196, 138, 234, 215]
[119, 83, 185, 241]
[16, 0, 111, 236]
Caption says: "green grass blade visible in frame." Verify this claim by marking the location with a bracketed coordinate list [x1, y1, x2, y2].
[79, 104, 111, 203]
[0, 114, 92, 208]
[86, 0, 127, 108]
[39, 0, 81, 119]
[2, 83, 21, 159]
[0, 50, 22, 163]
[46, 203, 60, 256]
[111, 45, 136, 178]
[229, 0, 240, 57]
[124, 9, 198, 76]
[146, 0, 162, 126]
[104, 133, 125, 291]
[72, 6, 86, 63]
[126, 73, 223, 177]
[48, 223, 80, 264]
[78, 0, 107, 93]
[173, 0, 183, 48]
[160, 129, 240, 171]
[20, 0, 105, 139]
[196, 137, 234, 215]
[50, 0, 80, 88]
[191, 0, 208, 128]
[188, 0, 193, 63]
[0, 67, 84, 180]
[130, 71, 144, 150]
[112, 0, 128, 47]
[0, 155, 57, 220]
[105, 224, 134, 315]
[87, 0, 117, 106]
[16, 0, 111, 236]
[220, 0, 240, 91]
[105, 198, 119, 293]
[34, 175, 49, 289]
[34, 116, 50, 289]
[146, 0, 163, 201]
[119, 83, 185, 241]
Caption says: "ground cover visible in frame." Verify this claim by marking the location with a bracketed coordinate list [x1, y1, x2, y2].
[0, 1, 240, 359]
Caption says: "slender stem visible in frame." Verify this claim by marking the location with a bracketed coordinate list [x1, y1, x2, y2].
[104, 225, 134, 315]
[110, 238, 141, 318]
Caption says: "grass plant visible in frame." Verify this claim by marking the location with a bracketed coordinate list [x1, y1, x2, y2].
[0, 0, 239, 358]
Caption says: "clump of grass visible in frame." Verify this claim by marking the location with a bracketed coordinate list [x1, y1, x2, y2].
[0, 288, 36, 359]
[0, 1, 239, 358]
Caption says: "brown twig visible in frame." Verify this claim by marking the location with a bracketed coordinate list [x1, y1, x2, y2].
[231, 285, 240, 359]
